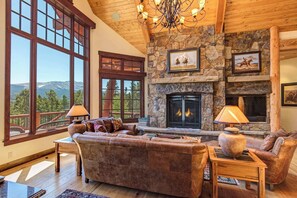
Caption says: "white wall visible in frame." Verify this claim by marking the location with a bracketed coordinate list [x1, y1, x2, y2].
[280, 57, 297, 132]
[0, 0, 144, 166]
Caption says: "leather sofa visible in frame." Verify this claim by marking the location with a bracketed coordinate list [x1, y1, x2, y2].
[73, 133, 208, 198]
[246, 133, 297, 190]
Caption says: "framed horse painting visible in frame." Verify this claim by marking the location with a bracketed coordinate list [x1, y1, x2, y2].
[232, 51, 261, 74]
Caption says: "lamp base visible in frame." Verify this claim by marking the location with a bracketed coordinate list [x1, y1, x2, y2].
[68, 120, 86, 137]
[218, 127, 246, 158]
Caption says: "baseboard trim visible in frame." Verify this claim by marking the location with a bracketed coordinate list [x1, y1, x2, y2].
[0, 148, 55, 172]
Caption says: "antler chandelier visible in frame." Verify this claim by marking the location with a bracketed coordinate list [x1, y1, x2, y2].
[136, 0, 206, 32]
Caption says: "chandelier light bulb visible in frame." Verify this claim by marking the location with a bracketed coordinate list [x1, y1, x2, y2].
[142, 12, 148, 20]
[179, 16, 185, 25]
[199, 0, 206, 10]
[153, 16, 159, 24]
[154, 0, 161, 6]
[192, 8, 199, 17]
[137, 4, 144, 14]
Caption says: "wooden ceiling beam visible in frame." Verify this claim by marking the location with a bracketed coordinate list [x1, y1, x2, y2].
[215, 0, 227, 34]
[280, 38, 297, 51]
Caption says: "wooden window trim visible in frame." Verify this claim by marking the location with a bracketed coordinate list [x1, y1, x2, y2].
[4, 0, 93, 145]
[98, 51, 146, 123]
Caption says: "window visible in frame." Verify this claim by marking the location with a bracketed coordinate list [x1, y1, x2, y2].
[99, 52, 145, 123]
[5, 0, 95, 145]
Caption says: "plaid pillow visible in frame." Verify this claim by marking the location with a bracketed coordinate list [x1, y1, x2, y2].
[84, 121, 95, 132]
[94, 124, 107, 133]
[103, 118, 114, 133]
[112, 118, 124, 132]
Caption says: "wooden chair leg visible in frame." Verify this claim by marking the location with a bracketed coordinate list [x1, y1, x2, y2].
[85, 178, 89, 183]
[269, 184, 274, 191]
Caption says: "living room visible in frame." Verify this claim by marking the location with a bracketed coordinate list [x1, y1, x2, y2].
[0, 0, 297, 197]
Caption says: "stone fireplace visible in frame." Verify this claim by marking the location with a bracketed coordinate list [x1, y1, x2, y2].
[147, 26, 271, 132]
[167, 94, 201, 129]
[148, 82, 215, 130]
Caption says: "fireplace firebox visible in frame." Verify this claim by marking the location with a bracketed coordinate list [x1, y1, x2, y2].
[167, 94, 201, 128]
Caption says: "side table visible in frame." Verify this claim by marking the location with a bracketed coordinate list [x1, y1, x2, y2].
[53, 137, 82, 176]
[208, 146, 267, 198]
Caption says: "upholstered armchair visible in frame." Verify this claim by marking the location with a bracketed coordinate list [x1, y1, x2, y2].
[246, 133, 297, 190]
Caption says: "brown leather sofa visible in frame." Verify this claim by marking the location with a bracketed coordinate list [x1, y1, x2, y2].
[83, 118, 137, 135]
[73, 133, 208, 198]
[246, 133, 297, 190]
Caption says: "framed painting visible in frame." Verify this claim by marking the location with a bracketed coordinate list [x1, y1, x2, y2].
[232, 51, 261, 74]
[167, 48, 200, 73]
[281, 82, 297, 106]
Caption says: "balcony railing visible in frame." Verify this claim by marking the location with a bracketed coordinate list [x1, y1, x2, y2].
[10, 111, 69, 135]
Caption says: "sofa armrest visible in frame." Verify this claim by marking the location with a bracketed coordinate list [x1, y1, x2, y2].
[123, 124, 136, 132]
[246, 136, 264, 150]
[253, 149, 278, 163]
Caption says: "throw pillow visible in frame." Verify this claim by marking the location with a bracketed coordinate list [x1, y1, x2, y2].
[260, 128, 288, 151]
[85, 121, 95, 132]
[112, 118, 124, 132]
[94, 124, 107, 133]
[260, 134, 277, 151]
[83, 132, 117, 137]
[103, 118, 114, 133]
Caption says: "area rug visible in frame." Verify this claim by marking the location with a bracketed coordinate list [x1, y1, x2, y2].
[204, 163, 239, 185]
[56, 189, 109, 198]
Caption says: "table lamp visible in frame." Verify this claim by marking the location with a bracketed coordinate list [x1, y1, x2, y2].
[214, 105, 249, 157]
[66, 104, 89, 137]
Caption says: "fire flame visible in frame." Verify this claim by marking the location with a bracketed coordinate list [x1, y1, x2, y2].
[185, 108, 193, 117]
[176, 108, 182, 117]
[175, 108, 193, 117]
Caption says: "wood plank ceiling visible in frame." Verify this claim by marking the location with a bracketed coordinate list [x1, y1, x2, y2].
[87, 0, 297, 55]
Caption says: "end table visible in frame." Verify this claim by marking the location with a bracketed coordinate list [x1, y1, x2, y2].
[54, 137, 82, 176]
[208, 146, 267, 198]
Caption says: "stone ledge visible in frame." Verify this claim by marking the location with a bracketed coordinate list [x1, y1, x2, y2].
[150, 76, 219, 84]
[227, 75, 270, 83]
[137, 126, 269, 137]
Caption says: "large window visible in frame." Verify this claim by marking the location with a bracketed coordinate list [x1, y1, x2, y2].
[5, 0, 95, 145]
[99, 52, 145, 123]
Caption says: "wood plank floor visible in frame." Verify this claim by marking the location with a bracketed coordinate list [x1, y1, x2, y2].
[1, 151, 297, 198]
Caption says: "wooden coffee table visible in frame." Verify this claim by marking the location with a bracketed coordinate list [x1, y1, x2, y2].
[208, 146, 267, 198]
[54, 137, 82, 176]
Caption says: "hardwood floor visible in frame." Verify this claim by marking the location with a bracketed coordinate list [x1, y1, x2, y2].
[1, 151, 297, 198]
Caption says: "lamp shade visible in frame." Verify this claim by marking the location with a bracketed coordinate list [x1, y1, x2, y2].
[66, 104, 89, 118]
[214, 105, 249, 124]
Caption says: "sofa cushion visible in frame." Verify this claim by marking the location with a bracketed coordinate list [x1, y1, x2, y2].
[112, 118, 124, 132]
[260, 128, 288, 151]
[151, 137, 200, 144]
[117, 134, 150, 140]
[113, 130, 135, 135]
[83, 132, 117, 137]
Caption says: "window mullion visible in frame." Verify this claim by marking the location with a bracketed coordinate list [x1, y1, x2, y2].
[70, 16, 75, 107]
[121, 80, 124, 121]
[30, 0, 38, 135]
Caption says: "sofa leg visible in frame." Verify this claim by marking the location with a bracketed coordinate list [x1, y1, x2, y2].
[269, 184, 274, 191]
[85, 178, 89, 183]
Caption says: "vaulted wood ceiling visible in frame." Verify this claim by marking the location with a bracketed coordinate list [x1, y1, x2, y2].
[87, 0, 297, 54]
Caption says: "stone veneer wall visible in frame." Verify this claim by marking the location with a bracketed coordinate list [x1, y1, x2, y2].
[147, 26, 271, 132]
[225, 29, 271, 131]
[147, 26, 225, 130]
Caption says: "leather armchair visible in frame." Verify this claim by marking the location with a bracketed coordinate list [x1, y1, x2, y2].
[246, 134, 297, 190]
